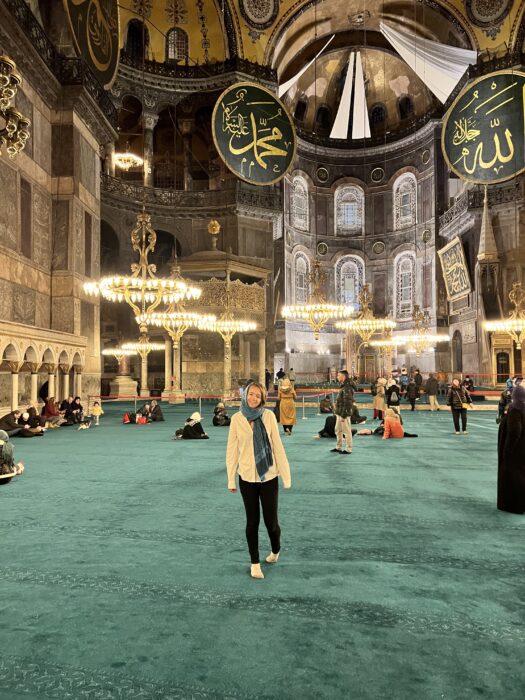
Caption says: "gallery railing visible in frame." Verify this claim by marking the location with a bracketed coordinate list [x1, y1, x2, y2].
[439, 182, 522, 229]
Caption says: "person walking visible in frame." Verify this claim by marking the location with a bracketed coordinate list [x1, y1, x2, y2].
[373, 377, 387, 420]
[278, 377, 297, 434]
[425, 373, 440, 411]
[333, 370, 354, 454]
[386, 379, 401, 408]
[446, 378, 472, 434]
[413, 369, 423, 399]
[406, 379, 418, 411]
[226, 381, 291, 579]
[265, 369, 272, 391]
[497, 384, 525, 514]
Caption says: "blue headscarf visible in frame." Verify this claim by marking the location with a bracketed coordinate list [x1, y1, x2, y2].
[511, 384, 525, 411]
[240, 385, 273, 481]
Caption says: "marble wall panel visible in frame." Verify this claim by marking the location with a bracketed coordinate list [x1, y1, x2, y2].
[52, 200, 69, 271]
[0, 165, 18, 250]
[52, 124, 73, 177]
[51, 297, 75, 334]
[79, 135, 97, 195]
[33, 187, 51, 269]
[0, 374, 10, 407]
[32, 108, 51, 174]
[74, 202, 84, 274]
[0, 279, 13, 320]
[35, 291, 50, 328]
[13, 284, 36, 325]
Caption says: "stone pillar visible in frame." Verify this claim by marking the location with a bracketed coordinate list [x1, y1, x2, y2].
[59, 364, 70, 400]
[140, 355, 149, 397]
[29, 366, 39, 405]
[7, 362, 22, 411]
[180, 119, 193, 191]
[109, 354, 138, 398]
[258, 334, 266, 386]
[243, 337, 251, 379]
[74, 364, 83, 398]
[169, 341, 185, 404]
[223, 337, 232, 399]
[143, 113, 158, 188]
[162, 338, 172, 397]
[46, 364, 56, 399]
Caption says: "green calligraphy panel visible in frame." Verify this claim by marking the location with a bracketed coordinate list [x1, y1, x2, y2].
[442, 70, 525, 184]
[63, 0, 120, 89]
[212, 82, 296, 186]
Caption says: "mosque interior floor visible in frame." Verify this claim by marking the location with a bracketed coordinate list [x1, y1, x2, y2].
[1, 402, 524, 699]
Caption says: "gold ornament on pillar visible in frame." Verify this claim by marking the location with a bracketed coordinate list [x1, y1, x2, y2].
[484, 282, 525, 349]
[208, 219, 221, 250]
[0, 55, 31, 158]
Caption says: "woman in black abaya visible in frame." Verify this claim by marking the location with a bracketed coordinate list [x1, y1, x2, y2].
[497, 384, 525, 514]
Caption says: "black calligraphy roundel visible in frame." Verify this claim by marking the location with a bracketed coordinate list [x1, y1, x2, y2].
[63, 0, 120, 89]
[212, 82, 296, 186]
[442, 70, 525, 184]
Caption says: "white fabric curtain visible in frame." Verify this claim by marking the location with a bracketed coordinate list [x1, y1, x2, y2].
[352, 51, 371, 139]
[380, 21, 477, 103]
[330, 52, 355, 139]
[278, 34, 335, 98]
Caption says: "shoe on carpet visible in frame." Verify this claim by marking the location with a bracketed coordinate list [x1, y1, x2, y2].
[266, 552, 279, 563]
[251, 564, 264, 579]
[462, 431, 469, 434]
[313, 434, 321, 439]
[340, 450, 352, 454]
[330, 448, 341, 452]
[454, 431, 460, 435]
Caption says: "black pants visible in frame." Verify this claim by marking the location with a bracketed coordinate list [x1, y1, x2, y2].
[452, 408, 467, 432]
[239, 476, 281, 564]
[409, 399, 416, 411]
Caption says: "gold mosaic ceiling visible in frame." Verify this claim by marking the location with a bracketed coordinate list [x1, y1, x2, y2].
[119, 0, 525, 72]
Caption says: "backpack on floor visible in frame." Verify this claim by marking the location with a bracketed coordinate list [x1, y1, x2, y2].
[123, 412, 136, 424]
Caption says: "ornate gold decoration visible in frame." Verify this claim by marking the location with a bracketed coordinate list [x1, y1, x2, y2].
[121, 336, 164, 360]
[335, 284, 396, 343]
[136, 309, 216, 348]
[283, 259, 352, 340]
[114, 142, 144, 171]
[102, 347, 138, 362]
[484, 281, 525, 349]
[0, 55, 31, 158]
[394, 305, 449, 356]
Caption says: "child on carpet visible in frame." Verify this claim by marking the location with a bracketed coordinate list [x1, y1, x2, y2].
[91, 401, 104, 426]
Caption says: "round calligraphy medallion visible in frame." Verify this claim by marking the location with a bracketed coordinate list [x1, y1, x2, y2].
[316, 167, 329, 183]
[212, 82, 296, 186]
[317, 241, 328, 256]
[442, 70, 525, 184]
[370, 167, 385, 183]
[63, 0, 120, 89]
[372, 241, 385, 255]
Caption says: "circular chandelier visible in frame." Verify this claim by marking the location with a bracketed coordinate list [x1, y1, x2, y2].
[335, 284, 396, 343]
[0, 55, 30, 158]
[121, 337, 165, 359]
[396, 304, 449, 356]
[282, 259, 353, 340]
[101, 347, 138, 361]
[484, 282, 525, 349]
[84, 212, 201, 316]
[212, 312, 257, 342]
[114, 142, 143, 171]
[136, 309, 217, 347]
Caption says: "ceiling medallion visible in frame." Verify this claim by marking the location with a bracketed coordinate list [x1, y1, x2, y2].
[348, 9, 371, 27]
[316, 167, 329, 184]
[421, 230, 432, 243]
[317, 242, 328, 256]
[372, 241, 385, 255]
[239, 0, 279, 29]
[421, 149, 431, 165]
[465, 0, 511, 38]
[370, 167, 385, 184]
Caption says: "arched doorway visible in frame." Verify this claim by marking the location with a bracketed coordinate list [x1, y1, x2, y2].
[452, 330, 463, 372]
[496, 351, 510, 384]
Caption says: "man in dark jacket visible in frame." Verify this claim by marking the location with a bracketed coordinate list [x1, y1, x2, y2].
[333, 370, 354, 454]
[413, 369, 423, 397]
[0, 411, 23, 437]
[425, 373, 440, 411]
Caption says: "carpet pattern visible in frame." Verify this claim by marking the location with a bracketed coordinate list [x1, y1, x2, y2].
[1, 403, 524, 699]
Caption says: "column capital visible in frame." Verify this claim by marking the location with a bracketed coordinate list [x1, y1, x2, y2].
[143, 112, 159, 131]
[43, 363, 57, 374]
[59, 363, 70, 374]
[27, 362, 41, 374]
[6, 361, 23, 374]
[73, 364, 84, 374]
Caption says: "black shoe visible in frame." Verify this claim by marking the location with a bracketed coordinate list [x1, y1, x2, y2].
[340, 450, 352, 454]
[330, 448, 341, 452]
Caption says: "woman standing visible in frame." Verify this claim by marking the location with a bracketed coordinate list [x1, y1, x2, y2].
[497, 385, 525, 513]
[226, 382, 291, 579]
[278, 377, 297, 434]
[446, 378, 472, 434]
[373, 377, 387, 420]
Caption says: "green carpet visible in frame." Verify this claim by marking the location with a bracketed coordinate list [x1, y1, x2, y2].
[1, 403, 524, 699]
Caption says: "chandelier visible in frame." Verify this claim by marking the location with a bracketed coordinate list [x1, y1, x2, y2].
[114, 142, 143, 171]
[282, 259, 353, 340]
[84, 212, 201, 316]
[136, 309, 217, 348]
[484, 282, 525, 349]
[0, 55, 30, 158]
[335, 284, 396, 343]
[101, 347, 137, 361]
[121, 336, 165, 359]
[396, 304, 449, 356]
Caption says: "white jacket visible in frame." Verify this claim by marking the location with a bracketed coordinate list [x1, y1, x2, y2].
[226, 409, 292, 490]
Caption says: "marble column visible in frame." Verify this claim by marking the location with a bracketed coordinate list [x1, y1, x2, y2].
[60, 364, 70, 400]
[223, 338, 232, 399]
[169, 341, 185, 404]
[243, 337, 251, 379]
[258, 334, 266, 386]
[143, 112, 159, 188]
[47, 364, 56, 399]
[29, 366, 39, 405]
[162, 338, 172, 397]
[140, 355, 149, 397]
[7, 362, 21, 411]
[180, 119, 193, 191]
[74, 364, 83, 399]
[109, 354, 138, 398]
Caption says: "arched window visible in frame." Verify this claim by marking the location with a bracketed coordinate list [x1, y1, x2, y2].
[291, 176, 309, 230]
[370, 104, 387, 125]
[335, 185, 364, 234]
[315, 105, 332, 131]
[294, 99, 308, 122]
[294, 253, 310, 304]
[393, 173, 417, 230]
[166, 27, 189, 63]
[335, 255, 365, 305]
[394, 252, 416, 319]
[398, 96, 414, 120]
[125, 20, 149, 60]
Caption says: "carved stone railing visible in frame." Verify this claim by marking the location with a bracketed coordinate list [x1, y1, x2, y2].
[3, 0, 117, 125]
[439, 183, 522, 229]
[101, 174, 282, 211]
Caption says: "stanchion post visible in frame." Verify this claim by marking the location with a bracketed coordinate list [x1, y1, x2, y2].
[134, 395, 137, 414]
[316, 393, 321, 415]
[199, 396, 202, 416]
[302, 395, 307, 420]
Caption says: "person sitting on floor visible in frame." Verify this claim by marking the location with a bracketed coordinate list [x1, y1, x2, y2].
[0, 430, 24, 485]
[350, 402, 366, 424]
[0, 410, 24, 437]
[59, 396, 73, 413]
[42, 397, 64, 427]
[319, 395, 334, 414]
[149, 400, 164, 422]
[315, 414, 357, 439]
[27, 405, 46, 429]
[137, 403, 152, 422]
[175, 412, 209, 439]
[382, 407, 418, 439]
[17, 411, 44, 436]
[213, 402, 231, 426]
[65, 396, 83, 424]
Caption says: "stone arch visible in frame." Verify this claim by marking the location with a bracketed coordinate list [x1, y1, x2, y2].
[58, 350, 70, 366]
[393, 172, 417, 230]
[334, 254, 365, 305]
[42, 347, 56, 364]
[23, 345, 39, 363]
[1, 342, 21, 362]
[393, 251, 416, 320]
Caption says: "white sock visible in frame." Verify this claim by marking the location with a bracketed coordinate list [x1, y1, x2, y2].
[251, 563, 264, 579]
[266, 552, 280, 563]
